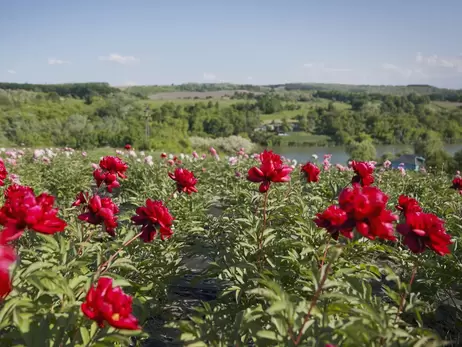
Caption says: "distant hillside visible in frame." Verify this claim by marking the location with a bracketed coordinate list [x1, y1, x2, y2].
[122, 83, 266, 97]
[0, 82, 118, 99]
[1, 81, 461, 101]
[121, 82, 462, 101]
[273, 83, 451, 95]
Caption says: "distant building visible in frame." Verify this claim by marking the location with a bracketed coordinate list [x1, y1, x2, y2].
[390, 155, 425, 171]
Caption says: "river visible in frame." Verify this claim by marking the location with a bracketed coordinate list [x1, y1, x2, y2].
[269, 144, 462, 165]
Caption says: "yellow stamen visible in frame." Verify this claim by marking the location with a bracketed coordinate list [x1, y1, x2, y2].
[112, 313, 120, 321]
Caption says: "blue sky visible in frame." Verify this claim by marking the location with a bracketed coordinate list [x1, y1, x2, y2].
[1, 0, 461, 88]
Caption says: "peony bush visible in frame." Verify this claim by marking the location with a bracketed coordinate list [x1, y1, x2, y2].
[0, 147, 461, 346]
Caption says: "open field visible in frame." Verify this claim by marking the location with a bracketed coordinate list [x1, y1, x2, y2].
[277, 132, 331, 145]
[432, 101, 462, 110]
[260, 100, 351, 123]
[261, 109, 305, 123]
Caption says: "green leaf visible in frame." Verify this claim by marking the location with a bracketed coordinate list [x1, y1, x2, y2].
[21, 262, 55, 278]
[13, 309, 31, 334]
[112, 278, 132, 287]
[69, 275, 89, 290]
[185, 342, 208, 347]
[256, 330, 278, 340]
[267, 301, 287, 315]
[90, 321, 98, 338]
[263, 233, 277, 246]
[80, 327, 90, 345]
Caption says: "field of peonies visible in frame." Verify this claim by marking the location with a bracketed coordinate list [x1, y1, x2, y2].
[0, 146, 462, 346]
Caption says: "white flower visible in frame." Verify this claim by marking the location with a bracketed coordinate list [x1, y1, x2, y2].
[33, 149, 45, 159]
[144, 155, 154, 166]
[228, 156, 238, 165]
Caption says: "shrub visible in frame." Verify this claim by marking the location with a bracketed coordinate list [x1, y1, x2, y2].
[190, 135, 256, 154]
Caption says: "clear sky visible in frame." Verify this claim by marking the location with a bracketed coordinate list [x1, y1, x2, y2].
[1, 0, 461, 88]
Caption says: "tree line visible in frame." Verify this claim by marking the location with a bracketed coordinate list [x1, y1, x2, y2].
[0, 83, 462, 157]
[0, 82, 118, 100]
[0, 89, 261, 151]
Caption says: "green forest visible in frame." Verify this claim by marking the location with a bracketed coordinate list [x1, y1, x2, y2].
[0, 82, 461, 157]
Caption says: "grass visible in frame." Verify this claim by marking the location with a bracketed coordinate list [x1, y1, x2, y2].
[302, 98, 351, 110]
[260, 100, 351, 124]
[134, 96, 353, 129]
[261, 109, 305, 123]
[277, 132, 331, 146]
[431, 101, 462, 110]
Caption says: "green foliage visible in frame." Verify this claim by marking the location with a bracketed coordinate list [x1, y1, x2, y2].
[190, 136, 255, 153]
[414, 131, 455, 171]
[0, 82, 117, 99]
[1, 82, 462, 154]
[346, 136, 377, 161]
[1, 149, 462, 346]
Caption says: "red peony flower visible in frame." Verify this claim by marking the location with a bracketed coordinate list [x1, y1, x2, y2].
[92, 156, 128, 193]
[161, 152, 167, 159]
[397, 212, 452, 255]
[301, 162, 320, 183]
[337, 184, 398, 241]
[168, 168, 198, 194]
[247, 150, 293, 193]
[124, 144, 132, 150]
[0, 243, 16, 300]
[314, 205, 351, 239]
[0, 185, 67, 242]
[396, 195, 422, 216]
[78, 195, 119, 236]
[451, 176, 462, 192]
[81, 277, 140, 330]
[72, 191, 90, 207]
[93, 170, 121, 193]
[131, 199, 174, 242]
[351, 161, 374, 187]
[0, 159, 7, 186]
[99, 156, 128, 179]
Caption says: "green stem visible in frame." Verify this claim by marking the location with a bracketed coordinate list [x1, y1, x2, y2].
[95, 232, 142, 278]
[257, 190, 269, 267]
[394, 262, 418, 323]
[289, 263, 331, 345]
[320, 236, 331, 269]
[86, 327, 101, 347]
[78, 227, 97, 256]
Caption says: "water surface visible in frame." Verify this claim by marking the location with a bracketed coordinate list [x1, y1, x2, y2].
[270, 144, 462, 165]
